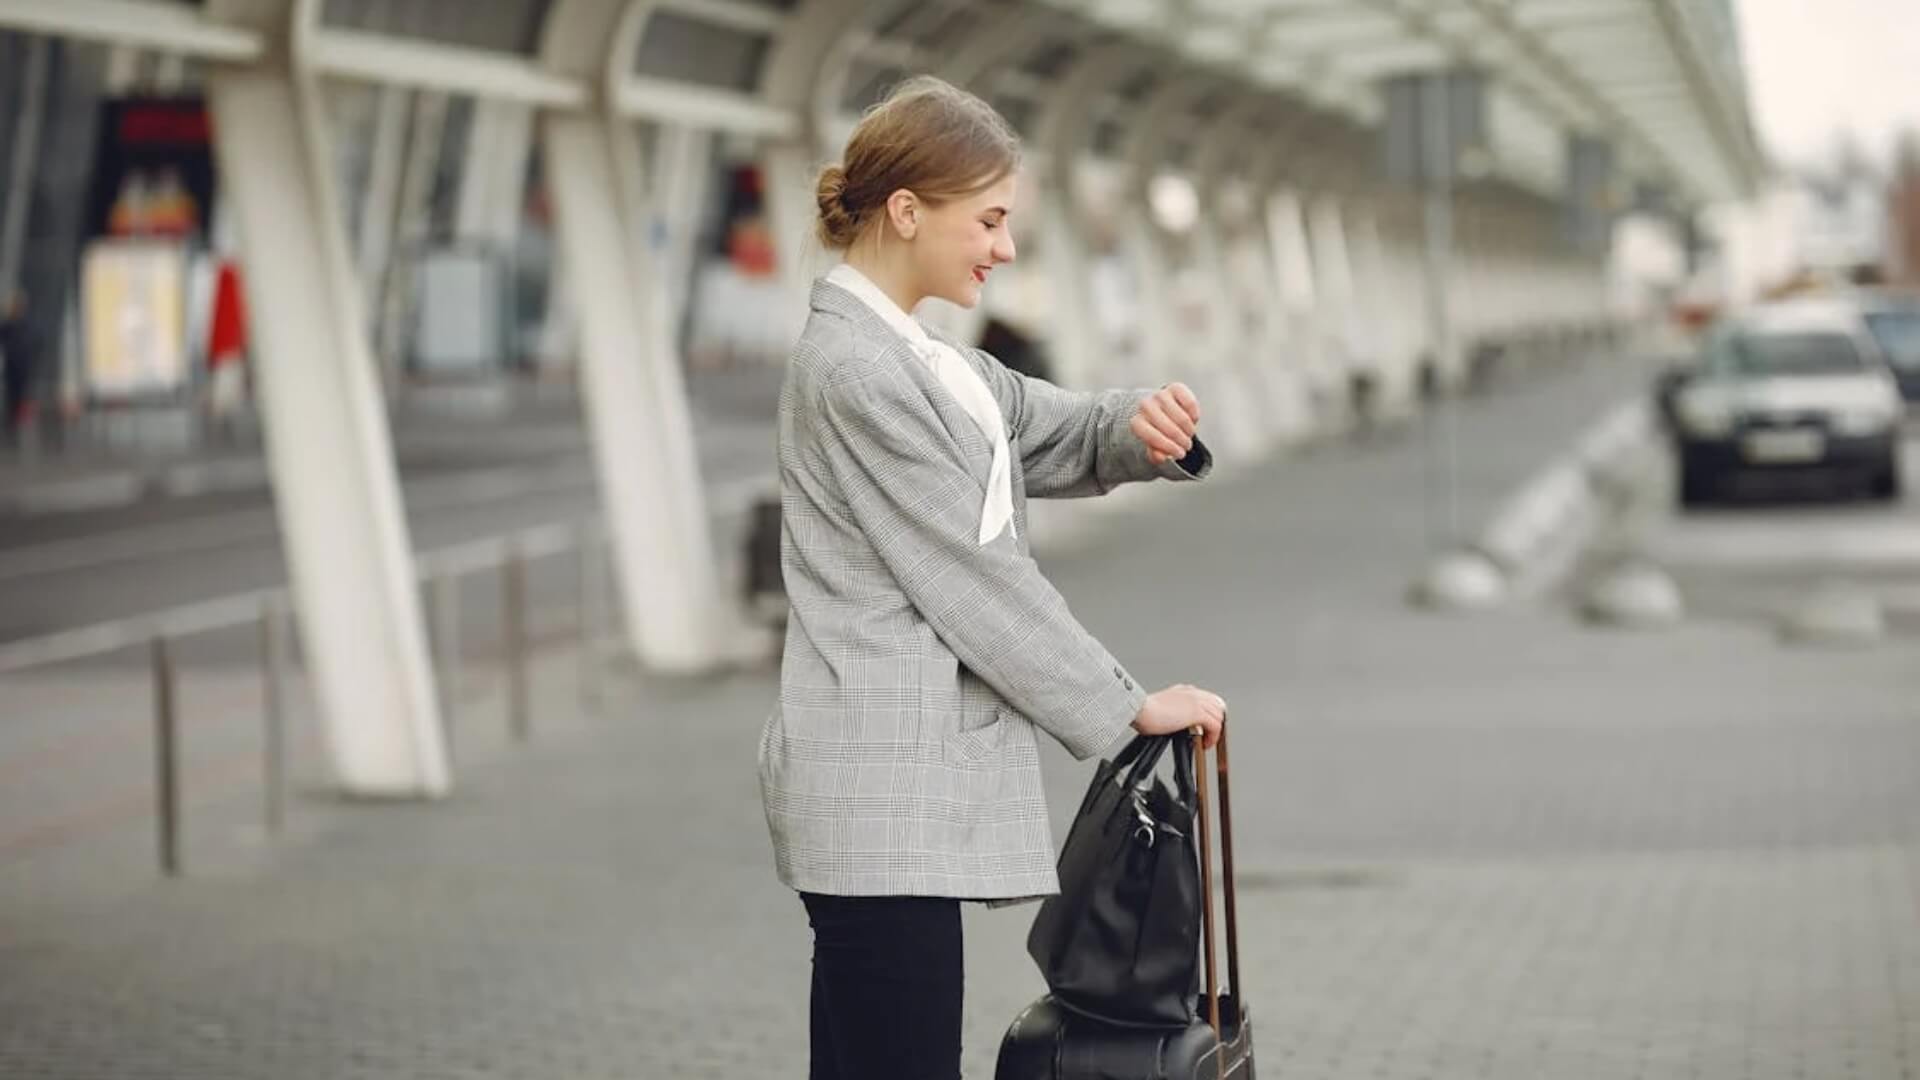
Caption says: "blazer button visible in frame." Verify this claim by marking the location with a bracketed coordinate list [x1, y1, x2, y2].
[1113, 666, 1124, 678]
[1123, 678, 1134, 691]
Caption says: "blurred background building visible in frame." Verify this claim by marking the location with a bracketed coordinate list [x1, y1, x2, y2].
[6, 5, 1920, 1078]
[0, 0, 1784, 799]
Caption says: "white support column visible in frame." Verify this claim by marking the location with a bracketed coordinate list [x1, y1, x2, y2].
[203, 0, 449, 798]
[539, 0, 731, 673]
[652, 122, 712, 345]
[1347, 204, 1399, 412]
[375, 88, 449, 395]
[1033, 193, 1104, 389]
[1114, 210, 1174, 376]
[104, 44, 142, 93]
[1118, 77, 1211, 390]
[1030, 43, 1146, 390]
[1239, 107, 1344, 435]
[1189, 98, 1287, 459]
[1306, 195, 1358, 391]
[456, 100, 534, 249]
[1263, 186, 1323, 426]
[931, 11, 1070, 362]
[354, 86, 409, 321]
[456, 100, 534, 370]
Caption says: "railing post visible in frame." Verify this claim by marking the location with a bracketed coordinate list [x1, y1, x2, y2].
[260, 596, 288, 835]
[503, 543, 530, 742]
[577, 523, 603, 715]
[431, 570, 462, 761]
[152, 636, 181, 877]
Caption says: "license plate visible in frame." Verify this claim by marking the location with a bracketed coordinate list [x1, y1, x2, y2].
[1742, 428, 1825, 463]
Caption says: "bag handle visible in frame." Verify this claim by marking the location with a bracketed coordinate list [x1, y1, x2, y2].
[1114, 733, 1168, 790]
[1218, 719, 1241, 1022]
[1192, 715, 1240, 1074]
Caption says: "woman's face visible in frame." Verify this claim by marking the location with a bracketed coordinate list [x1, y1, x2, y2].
[908, 172, 1018, 310]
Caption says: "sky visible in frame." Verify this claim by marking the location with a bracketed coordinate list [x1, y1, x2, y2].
[1735, 0, 1920, 170]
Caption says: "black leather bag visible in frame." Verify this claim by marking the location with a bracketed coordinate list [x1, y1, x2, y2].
[1025, 734, 1203, 1027]
[1000, 729, 1254, 1079]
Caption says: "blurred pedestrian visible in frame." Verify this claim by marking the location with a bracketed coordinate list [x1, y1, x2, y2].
[978, 314, 1051, 381]
[1, 290, 32, 439]
[756, 75, 1227, 1080]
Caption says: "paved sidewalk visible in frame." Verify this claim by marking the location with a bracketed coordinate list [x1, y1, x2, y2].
[5, 356, 1918, 1080]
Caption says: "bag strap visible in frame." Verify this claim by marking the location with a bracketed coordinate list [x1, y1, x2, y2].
[1217, 719, 1242, 1019]
[1194, 734, 1220, 1053]
[1193, 716, 1241, 1077]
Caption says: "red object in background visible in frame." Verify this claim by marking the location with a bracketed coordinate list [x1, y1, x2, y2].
[1671, 301, 1719, 333]
[117, 104, 212, 146]
[207, 260, 247, 367]
[721, 164, 778, 276]
[728, 218, 778, 277]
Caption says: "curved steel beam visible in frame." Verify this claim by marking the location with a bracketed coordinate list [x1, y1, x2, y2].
[536, 0, 738, 672]
[1120, 73, 1223, 194]
[1110, 71, 1229, 387]
[936, 1, 1062, 88]
[1191, 94, 1276, 198]
[1031, 40, 1153, 221]
[759, 0, 881, 150]
[203, 0, 451, 795]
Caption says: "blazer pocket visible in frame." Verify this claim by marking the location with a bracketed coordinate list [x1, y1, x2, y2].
[942, 706, 1042, 770]
[942, 715, 1010, 768]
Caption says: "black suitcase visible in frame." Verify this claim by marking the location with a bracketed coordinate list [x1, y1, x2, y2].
[996, 727, 1255, 1079]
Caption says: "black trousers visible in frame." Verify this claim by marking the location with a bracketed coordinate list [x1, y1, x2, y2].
[800, 893, 963, 1080]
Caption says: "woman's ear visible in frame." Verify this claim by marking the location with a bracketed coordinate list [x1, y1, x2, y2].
[885, 189, 918, 240]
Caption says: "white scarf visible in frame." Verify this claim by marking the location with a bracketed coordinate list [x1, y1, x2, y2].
[826, 263, 1015, 544]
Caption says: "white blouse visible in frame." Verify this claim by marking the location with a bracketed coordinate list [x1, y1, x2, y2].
[825, 262, 1015, 544]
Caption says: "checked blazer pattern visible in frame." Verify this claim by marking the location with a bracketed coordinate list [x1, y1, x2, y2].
[757, 277, 1211, 902]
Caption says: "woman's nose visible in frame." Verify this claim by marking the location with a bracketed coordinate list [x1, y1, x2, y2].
[995, 231, 1016, 264]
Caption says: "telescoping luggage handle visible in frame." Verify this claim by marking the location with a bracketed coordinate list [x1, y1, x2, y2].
[1192, 716, 1241, 1072]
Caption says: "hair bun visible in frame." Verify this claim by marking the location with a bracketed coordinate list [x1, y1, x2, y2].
[815, 164, 860, 249]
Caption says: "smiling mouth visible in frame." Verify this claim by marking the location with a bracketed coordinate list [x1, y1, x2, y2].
[971, 267, 989, 285]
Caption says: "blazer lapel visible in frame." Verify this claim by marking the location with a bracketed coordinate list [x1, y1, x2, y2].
[810, 280, 995, 487]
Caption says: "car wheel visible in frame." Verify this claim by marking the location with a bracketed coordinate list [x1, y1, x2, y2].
[1678, 458, 1717, 508]
[1867, 457, 1902, 501]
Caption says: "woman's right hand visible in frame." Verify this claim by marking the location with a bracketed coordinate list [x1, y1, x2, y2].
[1133, 684, 1226, 750]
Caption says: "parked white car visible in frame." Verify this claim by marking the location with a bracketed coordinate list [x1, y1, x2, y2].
[1667, 300, 1905, 506]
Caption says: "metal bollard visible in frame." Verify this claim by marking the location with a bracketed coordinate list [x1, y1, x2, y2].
[431, 571, 462, 760]
[260, 597, 288, 835]
[577, 525, 603, 714]
[151, 636, 181, 877]
[503, 545, 530, 742]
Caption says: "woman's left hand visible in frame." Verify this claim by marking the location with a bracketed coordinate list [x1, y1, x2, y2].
[1132, 382, 1201, 465]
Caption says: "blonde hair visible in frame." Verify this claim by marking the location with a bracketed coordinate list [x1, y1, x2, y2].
[815, 75, 1021, 250]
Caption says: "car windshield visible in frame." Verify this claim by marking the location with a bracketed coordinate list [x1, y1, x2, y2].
[1715, 330, 1865, 377]
[1865, 309, 1920, 371]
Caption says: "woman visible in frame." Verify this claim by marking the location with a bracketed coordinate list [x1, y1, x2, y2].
[757, 75, 1228, 1079]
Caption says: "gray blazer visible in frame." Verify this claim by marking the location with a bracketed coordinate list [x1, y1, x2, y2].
[757, 278, 1211, 902]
